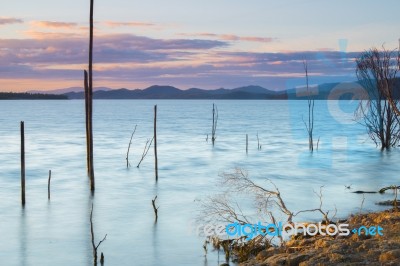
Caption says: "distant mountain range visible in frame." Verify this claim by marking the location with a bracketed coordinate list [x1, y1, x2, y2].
[27, 86, 112, 95]
[59, 83, 369, 100]
[63, 85, 289, 100]
[6, 81, 396, 100]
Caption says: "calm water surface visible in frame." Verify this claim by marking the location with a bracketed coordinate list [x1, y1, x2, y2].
[0, 100, 398, 266]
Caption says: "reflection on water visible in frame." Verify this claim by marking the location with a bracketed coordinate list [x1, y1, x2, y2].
[19, 208, 27, 266]
[0, 100, 398, 265]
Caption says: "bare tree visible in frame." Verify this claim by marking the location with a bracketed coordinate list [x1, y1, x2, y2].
[199, 168, 335, 227]
[355, 46, 400, 150]
[302, 61, 315, 151]
[198, 168, 336, 262]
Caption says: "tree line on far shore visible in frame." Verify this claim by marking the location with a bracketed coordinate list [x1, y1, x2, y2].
[0, 92, 67, 100]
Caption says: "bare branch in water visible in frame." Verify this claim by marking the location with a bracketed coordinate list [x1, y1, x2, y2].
[137, 137, 154, 168]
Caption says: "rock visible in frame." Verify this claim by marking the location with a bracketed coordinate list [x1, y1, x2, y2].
[350, 232, 371, 241]
[256, 247, 279, 261]
[265, 253, 310, 266]
[240, 210, 400, 265]
[328, 252, 345, 262]
[288, 254, 311, 265]
[379, 249, 400, 262]
[314, 239, 330, 248]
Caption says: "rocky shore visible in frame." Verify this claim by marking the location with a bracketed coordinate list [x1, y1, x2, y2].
[240, 208, 400, 266]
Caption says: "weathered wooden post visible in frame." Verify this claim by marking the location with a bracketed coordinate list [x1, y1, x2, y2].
[246, 134, 248, 154]
[21, 121, 25, 206]
[84, 71, 90, 174]
[48, 170, 51, 200]
[84, 0, 95, 191]
[211, 103, 218, 146]
[212, 104, 215, 146]
[154, 105, 158, 181]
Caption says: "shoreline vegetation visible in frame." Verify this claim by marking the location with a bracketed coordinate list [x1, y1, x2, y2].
[240, 207, 400, 266]
[0, 92, 67, 100]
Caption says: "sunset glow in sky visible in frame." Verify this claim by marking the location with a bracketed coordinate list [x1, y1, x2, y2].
[1, 0, 399, 92]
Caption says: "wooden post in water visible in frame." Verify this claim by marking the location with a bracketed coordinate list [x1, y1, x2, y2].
[48, 170, 51, 200]
[84, 0, 95, 191]
[212, 104, 215, 146]
[88, 0, 95, 191]
[246, 134, 248, 154]
[211, 103, 218, 146]
[84, 71, 90, 175]
[154, 105, 158, 181]
[21, 121, 25, 206]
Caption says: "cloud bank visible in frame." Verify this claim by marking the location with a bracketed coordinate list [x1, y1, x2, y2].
[0, 20, 359, 91]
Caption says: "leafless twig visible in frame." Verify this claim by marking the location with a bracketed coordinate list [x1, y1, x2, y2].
[90, 203, 107, 265]
[126, 125, 137, 168]
[152, 196, 159, 222]
[137, 137, 154, 168]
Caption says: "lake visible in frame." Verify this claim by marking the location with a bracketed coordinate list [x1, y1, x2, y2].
[0, 100, 398, 266]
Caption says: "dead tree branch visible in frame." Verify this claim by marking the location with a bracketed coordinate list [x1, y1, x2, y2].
[126, 125, 137, 168]
[137, 137, 154, 168]
[303, 60, 314, 152]
[293, 186, 334, 224]
[152, 196, 159, 222]
[90, 203, 107, 265]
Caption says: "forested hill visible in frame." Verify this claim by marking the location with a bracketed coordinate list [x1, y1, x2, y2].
[0, 92, 68, 100]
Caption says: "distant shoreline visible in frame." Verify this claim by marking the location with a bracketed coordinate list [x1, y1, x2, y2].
[0, 92, 68, 100]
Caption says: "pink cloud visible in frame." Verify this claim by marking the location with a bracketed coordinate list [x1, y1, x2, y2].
[241, 36, 274, 42]
[30, 21, 79, 29]
[188, 32, 274, 43]
[0, 17, 23, 25]
[0, 29, 358, 92]
[24, 30, 83, 39]
[104, 21, 155, 28]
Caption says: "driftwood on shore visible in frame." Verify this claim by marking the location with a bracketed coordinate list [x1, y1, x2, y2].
[351, 185, 400, 194]
[379, 185, 400, 193]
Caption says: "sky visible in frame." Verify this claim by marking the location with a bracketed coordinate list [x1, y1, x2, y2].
[0, 0, 399, 92]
